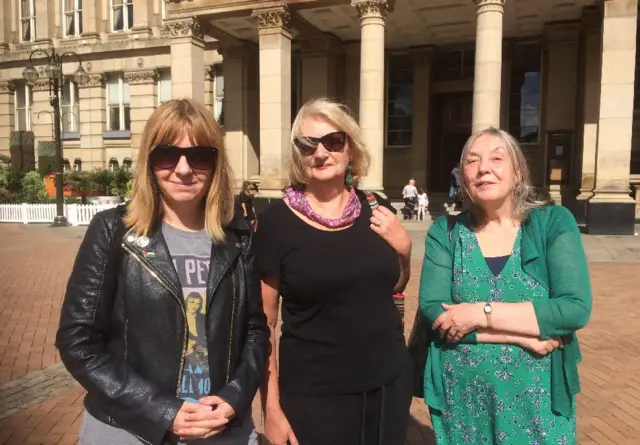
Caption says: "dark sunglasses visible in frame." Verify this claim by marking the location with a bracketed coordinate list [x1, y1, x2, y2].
[294, 131, 347, 156]
[150, 144, 218, 171]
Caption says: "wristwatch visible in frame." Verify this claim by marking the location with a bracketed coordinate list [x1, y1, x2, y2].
[483, 303, 493, 328]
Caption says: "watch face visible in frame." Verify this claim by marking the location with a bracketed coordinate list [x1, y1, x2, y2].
[484, 304, 492, 313]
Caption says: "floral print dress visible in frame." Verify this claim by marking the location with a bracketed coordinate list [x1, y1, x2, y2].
[430, 225, 576, 445]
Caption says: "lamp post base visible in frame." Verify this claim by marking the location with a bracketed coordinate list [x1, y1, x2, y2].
[51, 215, 70, 227]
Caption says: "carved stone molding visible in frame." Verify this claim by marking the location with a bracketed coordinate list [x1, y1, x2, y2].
[124, 70, 159, 85]
[164, 17, 204, 39]
[351, 0, 393, 20]
[474, 0, 506, 14]
[79, 73, 106, 88]
[30, 79, 51, 92]
[251, 6, 291, 35]
[0, 81, 15, 94]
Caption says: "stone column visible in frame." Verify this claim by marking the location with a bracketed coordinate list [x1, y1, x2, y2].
[130, 0, 153, 39]
[0, 0, 11, 54]
[587, 0, 639, 235]
[204, 65, 215, 114]
[352, 0, 391, 193]
[34, 0, 54, 44]
[544, 23, 580, 205]
[165, 18, 205, 101]
[78, 74, 107, 169]
[575, 8, 601, 224]
[125, 70, 158, 163]
[0, 82, 15, 158]
[220, 43, 260, 189]
[80, 0, 101, 43]
[252, 6, 292, 196]
[410, 47, 433, 190]
[471, 0, 506, 133]
[299, 34, 342, 102]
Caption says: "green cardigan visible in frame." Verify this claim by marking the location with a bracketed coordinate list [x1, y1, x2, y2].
[418, 205, 592, 418]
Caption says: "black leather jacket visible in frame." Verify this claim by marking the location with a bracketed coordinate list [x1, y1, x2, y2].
[55, 206, 268, 445]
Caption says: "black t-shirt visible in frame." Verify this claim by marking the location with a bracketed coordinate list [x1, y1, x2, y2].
[255, 191, 409, 395]
[238, 192, 255, 221]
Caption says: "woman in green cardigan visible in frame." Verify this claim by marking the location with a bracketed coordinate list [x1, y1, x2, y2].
[419, 127, 592, 445]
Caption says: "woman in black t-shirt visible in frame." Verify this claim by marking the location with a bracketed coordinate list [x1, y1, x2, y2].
[255, 98, 413, 445]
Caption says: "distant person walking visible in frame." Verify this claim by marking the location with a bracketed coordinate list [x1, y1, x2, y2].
[402, 178, 418, 220]
[448, 164, 461, 206]
[417, 188, 428, 221]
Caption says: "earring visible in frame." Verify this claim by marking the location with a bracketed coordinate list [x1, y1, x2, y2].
[345, 163, 353, 186]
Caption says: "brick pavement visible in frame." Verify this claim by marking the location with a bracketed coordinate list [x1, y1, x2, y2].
[0, 223, 639, 444]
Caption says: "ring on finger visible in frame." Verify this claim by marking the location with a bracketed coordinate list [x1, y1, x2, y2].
[372, 218, 381, 227]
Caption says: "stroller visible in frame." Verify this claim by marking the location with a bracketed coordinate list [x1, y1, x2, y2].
[402, 197, 418, 220]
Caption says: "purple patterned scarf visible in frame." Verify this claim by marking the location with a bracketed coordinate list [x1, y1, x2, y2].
[283, 185, 362, 229]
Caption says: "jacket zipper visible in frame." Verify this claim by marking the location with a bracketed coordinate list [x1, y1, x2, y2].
[122, 243, 188, 397]
[226, 271, 237, 383]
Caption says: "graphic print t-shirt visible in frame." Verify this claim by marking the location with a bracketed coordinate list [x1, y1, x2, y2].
[162, 222, 213, 403]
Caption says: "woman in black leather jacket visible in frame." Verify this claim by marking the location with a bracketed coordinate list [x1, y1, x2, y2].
[56, 99, 268, 445]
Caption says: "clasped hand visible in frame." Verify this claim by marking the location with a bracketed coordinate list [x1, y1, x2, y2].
[170, 396, 235, 440]
[433, 302, 484, 343]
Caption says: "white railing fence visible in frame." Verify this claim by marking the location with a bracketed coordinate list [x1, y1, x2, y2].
[0, 203, 118, 226]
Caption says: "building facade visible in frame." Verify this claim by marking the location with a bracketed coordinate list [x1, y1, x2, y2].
[0, 0, 639, 234]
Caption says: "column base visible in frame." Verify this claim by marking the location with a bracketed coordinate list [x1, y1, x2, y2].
[573, 196, 590, 226]
[586, 201, 636, 235]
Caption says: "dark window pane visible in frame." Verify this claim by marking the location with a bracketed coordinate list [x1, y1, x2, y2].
[113, 7, 123, 31]
[124, 106, 131, 130]
[389, 69, 412, 85]
[388, 84, 413, 102]
[78, 11, 83, 35]
[387, 117, 412, 132]
[127, 4, 133, 29]
[109, 106, 120, 131]
[387, 131, 412, 147]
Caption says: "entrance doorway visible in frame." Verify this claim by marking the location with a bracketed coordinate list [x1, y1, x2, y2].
[429, 92, 473, 193]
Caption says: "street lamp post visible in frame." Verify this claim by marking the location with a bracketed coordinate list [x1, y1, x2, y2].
[22, 49, 89, 226]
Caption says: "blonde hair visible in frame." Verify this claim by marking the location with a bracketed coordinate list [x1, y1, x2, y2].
[289, 98, 370, 186]
[124, 99, 234, 243]
[459, 127, 550, 224]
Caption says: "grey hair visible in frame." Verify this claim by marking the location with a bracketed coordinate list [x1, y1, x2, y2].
[459, 127, 550, 224]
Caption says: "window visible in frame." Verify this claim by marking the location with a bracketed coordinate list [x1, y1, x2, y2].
[213, 65, 224, 125]
[111, 0, 133, 32]
[61, 80, 80, 133]
[161, 0, 167, 20]
[109, 158, 119, 171]
[386, 54, 413, 147]
[123, 158, 132, 170]
[63, 0, 83, 37]
[20, 0, 36, 42]
[106, 74, 131, 132]
[508, 42, 542, 144]
[63, 159, 71, 171]
[14, 84, 33, 131]
[433, 49, 475, 81]
[73, 159, 82, 172]
[158, 71, 172, 105]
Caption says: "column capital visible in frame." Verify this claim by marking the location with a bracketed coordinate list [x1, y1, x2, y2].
[352, 0, 394, 20]
[79, 73, 106, 89]
[164, 17, 205, 40]
[474, 0, 506, 14]
[205, 65, 216, 82]
[0, 80, 15, 94]
[124, 69, 160, 85]
[252, 6, 291, 36]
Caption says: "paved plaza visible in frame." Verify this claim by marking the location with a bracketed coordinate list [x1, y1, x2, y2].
[0, 221, 639, 444]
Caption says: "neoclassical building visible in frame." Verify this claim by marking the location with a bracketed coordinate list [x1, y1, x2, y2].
[0, 0, 639, 234]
